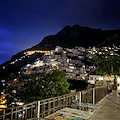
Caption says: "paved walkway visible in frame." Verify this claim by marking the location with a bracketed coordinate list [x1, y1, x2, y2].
[89, 91, 120, 120]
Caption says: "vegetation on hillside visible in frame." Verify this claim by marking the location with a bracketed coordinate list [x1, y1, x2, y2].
[7, 70, 70, 103]
[90, 54, 120, 76]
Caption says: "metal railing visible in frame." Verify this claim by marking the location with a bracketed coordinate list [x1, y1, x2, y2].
[0, 85, 109, 120]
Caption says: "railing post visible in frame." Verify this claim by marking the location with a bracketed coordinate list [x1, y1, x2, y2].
[3, 109, 5, 120]
[31, 105, 33, 118]
[66, 95, 68, 106]
[15, 108, 17, 120]
[22, 106, 25, 120]
[75, 93, 78, 100]
[48, 100, 50, 115]
[11, 108, 13, 120]
[59, 97, 62, 109]
[25, 105, 27, 120]
[37, 101, 40, 119]
[79, 91, 82, 102]
[63, 96, 65, 107]
[53, 98, 55, 112]
[93, 88, 95, 104]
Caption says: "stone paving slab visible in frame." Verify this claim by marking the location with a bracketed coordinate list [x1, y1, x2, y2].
[88, 91, 120, 120]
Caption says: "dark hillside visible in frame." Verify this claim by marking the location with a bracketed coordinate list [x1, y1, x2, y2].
[30, 25, 120, 50]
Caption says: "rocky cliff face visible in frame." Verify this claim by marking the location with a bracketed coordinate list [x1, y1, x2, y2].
[30, 24, 120, 50]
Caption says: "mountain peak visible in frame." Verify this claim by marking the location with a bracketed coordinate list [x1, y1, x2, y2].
[30, 24, 120, 50]
[72, 24, 82, 28]
[56, 25, 71, 35]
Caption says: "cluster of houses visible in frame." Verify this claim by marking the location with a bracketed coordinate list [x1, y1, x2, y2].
[20, 46, 96, 80]
[20, 45, 120, 82]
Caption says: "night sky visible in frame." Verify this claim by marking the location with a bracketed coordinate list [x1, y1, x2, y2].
[0, 0, 120, 65]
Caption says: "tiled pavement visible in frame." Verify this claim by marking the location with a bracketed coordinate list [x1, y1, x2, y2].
[88, 91, 120, 120]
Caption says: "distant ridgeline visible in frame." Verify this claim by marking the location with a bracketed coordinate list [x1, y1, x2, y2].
[30, 24, 120, 50]
[1, 24, 120, 64]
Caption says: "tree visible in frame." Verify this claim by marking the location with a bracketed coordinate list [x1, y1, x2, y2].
[46, 69, 70, 97]
[8, 70, 70, 103]
[93, 55, 120, 76]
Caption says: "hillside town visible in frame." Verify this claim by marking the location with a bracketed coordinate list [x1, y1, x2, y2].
[9, 45, 120, 77]
[10, 45, 120, 80]
[1, 45, 120, 95]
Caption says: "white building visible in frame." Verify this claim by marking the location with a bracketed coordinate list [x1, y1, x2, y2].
[34, 60, 44, 67]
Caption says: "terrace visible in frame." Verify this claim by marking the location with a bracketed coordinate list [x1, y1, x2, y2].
[0, 85, 112, 120]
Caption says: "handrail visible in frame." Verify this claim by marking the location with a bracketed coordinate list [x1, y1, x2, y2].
[0, 85, 109, 120]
